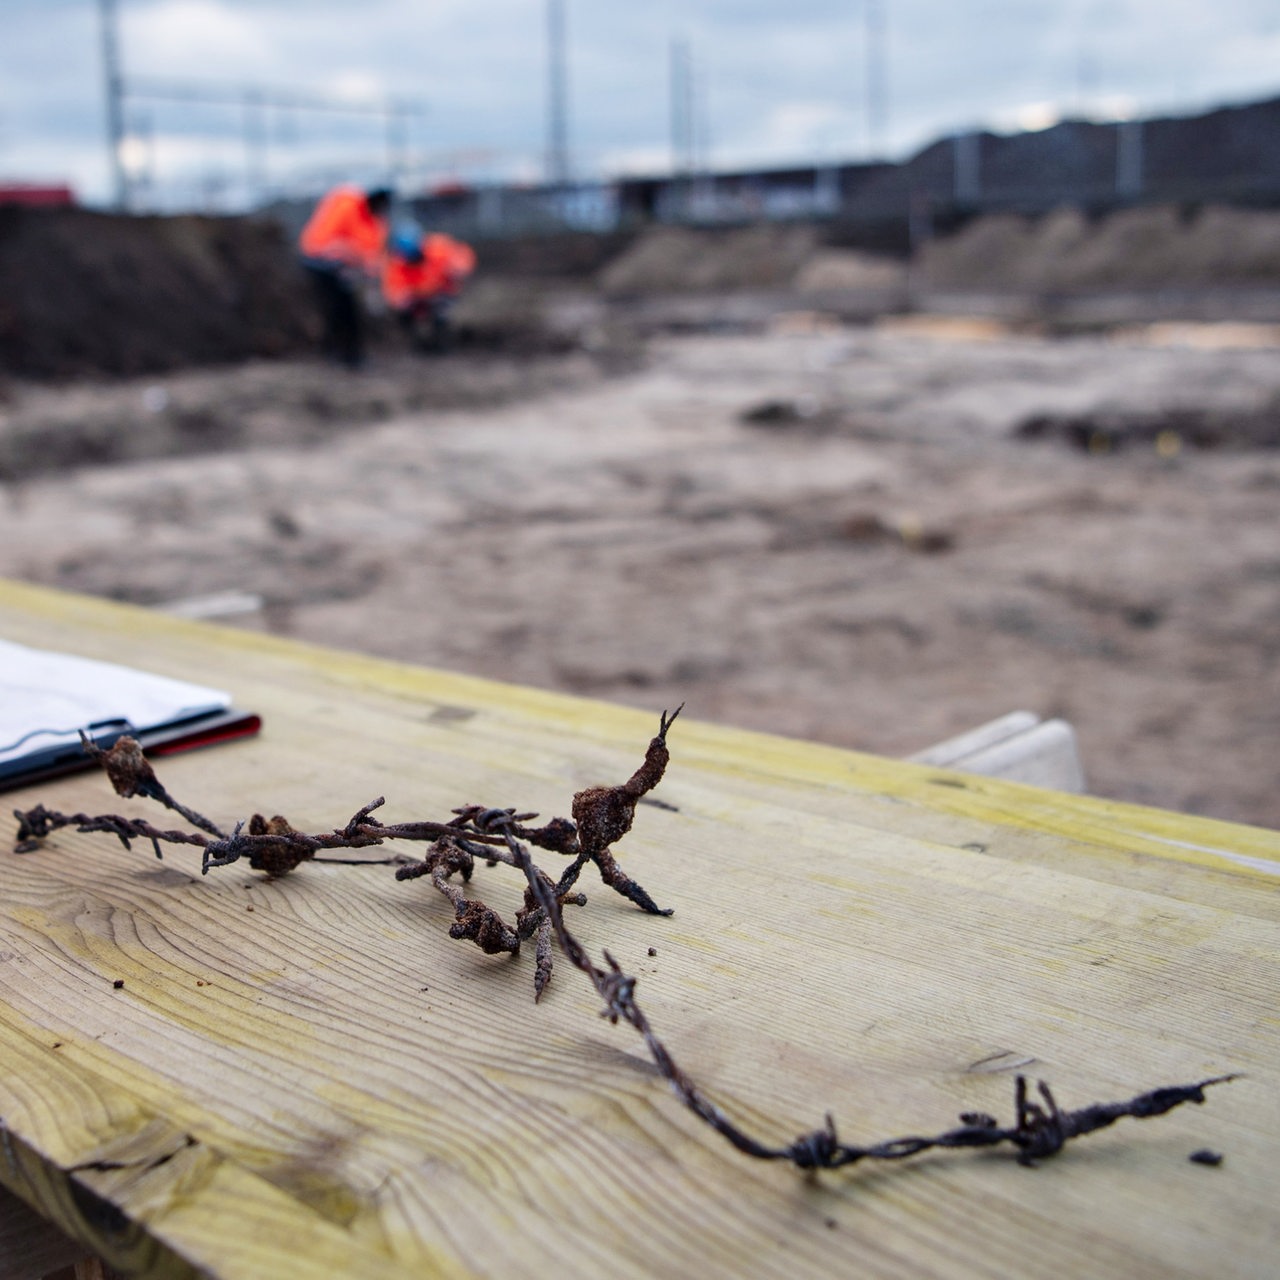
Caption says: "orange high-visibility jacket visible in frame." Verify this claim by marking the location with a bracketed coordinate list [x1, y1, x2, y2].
[382, 234, 476, 310]
[298, 186, 387, 273]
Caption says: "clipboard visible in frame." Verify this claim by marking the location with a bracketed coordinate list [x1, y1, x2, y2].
[0, 707, 263, 792]
[0, 639, 261, 792]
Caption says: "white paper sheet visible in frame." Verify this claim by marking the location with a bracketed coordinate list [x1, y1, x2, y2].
[0, 639, 230, 765]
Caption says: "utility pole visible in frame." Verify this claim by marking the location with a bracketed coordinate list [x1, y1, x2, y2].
[385, 97, 412, 184]
[1075, 43, 1098, 116]
[670, 37, 694, 176]
[952, 131, 981, 204]
[865, 0, 887, 158]
[695, 50, 712, 175]
[98, 0, 129, 209]
[1116, 118, 1143, 198]
[546, 0, 570, 185]
[242, 88, 266, 206]
[669, 36, 696, 220]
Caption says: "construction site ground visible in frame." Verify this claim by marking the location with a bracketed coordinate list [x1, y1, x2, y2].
[2, 303, 1278, 829]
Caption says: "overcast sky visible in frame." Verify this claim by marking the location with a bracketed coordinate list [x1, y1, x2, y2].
[2, 0, 1278, 209]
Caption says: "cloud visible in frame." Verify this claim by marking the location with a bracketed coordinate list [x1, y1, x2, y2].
[597, 143, 672, 178]
[122, 0, 277, 77]
[750, 101, 861, 163]
[2, 0, 1277, 207]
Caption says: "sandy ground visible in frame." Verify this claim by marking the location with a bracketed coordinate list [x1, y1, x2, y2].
[2, 318, 1278, 829]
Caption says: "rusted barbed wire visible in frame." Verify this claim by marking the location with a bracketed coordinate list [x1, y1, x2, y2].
[11, 706, 1235, 1174]
[504, 820, 1235, 1168]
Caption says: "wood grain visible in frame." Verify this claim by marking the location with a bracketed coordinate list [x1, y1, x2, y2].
[0, 578, 1277, 1279]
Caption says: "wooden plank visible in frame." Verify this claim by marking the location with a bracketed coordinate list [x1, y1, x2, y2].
[1, 579, 1278, 1279]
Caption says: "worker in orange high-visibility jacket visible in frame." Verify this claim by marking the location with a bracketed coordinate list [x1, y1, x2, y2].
[297, 185, 392, 368]
[382, 228, 476, 353]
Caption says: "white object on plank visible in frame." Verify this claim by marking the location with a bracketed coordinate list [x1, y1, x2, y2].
[909, 711, 1087, 793]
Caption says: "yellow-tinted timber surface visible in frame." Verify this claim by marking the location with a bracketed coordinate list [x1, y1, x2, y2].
[0, 579, 1277, 1279]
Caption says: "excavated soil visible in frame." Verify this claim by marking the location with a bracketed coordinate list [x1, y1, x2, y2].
[2, 318, 1278, 829]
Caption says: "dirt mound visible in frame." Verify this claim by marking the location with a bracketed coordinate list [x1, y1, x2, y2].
[8, 201, 1280, 383]
[0, 207, 635, 381]
[918, 204, 1280, 294]
[596, 204, 1280, 304]
[597, 223, 822, 295]
[0, 206, 317, 378]
[792, 248, 905, 293]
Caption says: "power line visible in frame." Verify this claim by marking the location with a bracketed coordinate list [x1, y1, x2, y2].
[115, 77, 424, 208]
[95, 2, 425, 210]
[128, 77, 423, 120]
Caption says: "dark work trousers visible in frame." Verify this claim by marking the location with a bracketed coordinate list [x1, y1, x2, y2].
[302, 258, 364, 367]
